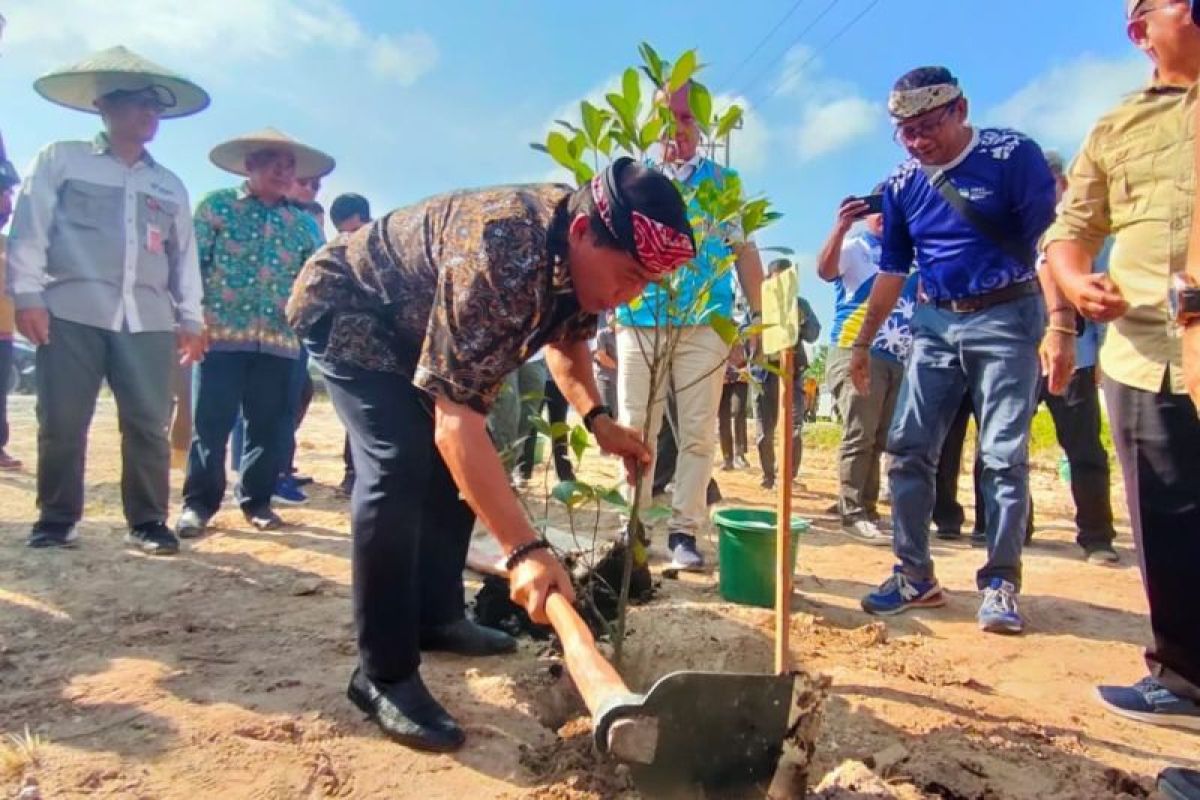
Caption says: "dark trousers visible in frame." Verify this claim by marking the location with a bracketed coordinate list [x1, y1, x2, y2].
[1105, 378, 1200, 701]
[169, 361, 192, 453]
[309, 336, 473, 681]
[36, 317, 173, 527]
[756, 372, 805, 482]
[718, 381, 749, 464]
[1041, 367, 1116, 546]
[183, 351, 294, 517]
[280, 350, 313, 474]
[0, 339, 12, 449]
[343, 435, 355, 482]
[519, 378, 573, 482]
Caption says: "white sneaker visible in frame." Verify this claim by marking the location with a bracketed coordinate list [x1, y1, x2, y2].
[843, 519, 890, 547]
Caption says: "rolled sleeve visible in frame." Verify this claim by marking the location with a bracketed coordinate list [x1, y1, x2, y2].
[1042, 131, 1112, 258]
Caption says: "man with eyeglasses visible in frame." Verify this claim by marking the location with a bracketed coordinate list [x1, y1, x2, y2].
[1044, 0, 1200, 734]
[7, 47, 208, 554]
[850, 66, 1062, 635]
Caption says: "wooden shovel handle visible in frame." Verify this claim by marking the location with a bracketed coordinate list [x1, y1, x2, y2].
[545, 592, 631, 716]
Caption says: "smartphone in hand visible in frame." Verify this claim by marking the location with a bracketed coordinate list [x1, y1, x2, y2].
[848, 193, 884, 216]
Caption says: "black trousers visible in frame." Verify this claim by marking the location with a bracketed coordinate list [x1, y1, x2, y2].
[308, 323, 473, 682]
[1106, 378, 1200, 701]
[756, 372, 805, 483]
[718, 381, 749, 464]
[519, 378, 573, 482]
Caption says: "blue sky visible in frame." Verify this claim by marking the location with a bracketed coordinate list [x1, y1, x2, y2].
[1, 0, 1150, 331]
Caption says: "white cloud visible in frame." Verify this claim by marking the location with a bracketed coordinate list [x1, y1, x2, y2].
[3, 0, 438, 86]
[795, 96, 883, 163]
[770, 46, 882, 163]
[984, 54, 1146, 152]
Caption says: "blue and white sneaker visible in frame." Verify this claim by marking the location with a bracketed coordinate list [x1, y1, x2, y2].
[978, 579, 1024, 634]
[1097, 677, 1200, 732]
[861, 565, 946, 616]
[668, 532, 705, 572]
[272, 475, 308, 506]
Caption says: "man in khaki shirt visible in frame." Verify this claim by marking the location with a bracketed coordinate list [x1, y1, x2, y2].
[1044, 0, 1200, 731]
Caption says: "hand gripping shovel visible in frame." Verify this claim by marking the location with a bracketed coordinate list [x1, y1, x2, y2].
[545, 593, 799, 797]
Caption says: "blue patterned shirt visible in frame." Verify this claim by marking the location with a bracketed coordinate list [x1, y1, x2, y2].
[880, 128, 1057, 302]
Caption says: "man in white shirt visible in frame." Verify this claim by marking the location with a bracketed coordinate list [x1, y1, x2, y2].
[7, 46, 208, 554]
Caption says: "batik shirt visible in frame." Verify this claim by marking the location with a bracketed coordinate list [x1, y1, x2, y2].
[881, 127, 1057, 302]
[286, 184, 598, 414]
[830, 230, 920, 363]
[195, 184, 316, 359]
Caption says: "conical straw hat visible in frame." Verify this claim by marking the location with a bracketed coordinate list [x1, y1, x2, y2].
[209, 127, 336, 180]
[33, 45, 210, 119]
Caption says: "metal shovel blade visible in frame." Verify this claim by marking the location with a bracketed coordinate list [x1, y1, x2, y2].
[596, 670, 798, 797]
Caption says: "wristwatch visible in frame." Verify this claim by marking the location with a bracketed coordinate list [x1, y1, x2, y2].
[583, 404, 613, 432]
[1168, 274, 1200, 327]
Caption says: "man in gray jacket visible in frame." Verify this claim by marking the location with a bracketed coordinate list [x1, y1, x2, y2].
[8, 47, 208, 554]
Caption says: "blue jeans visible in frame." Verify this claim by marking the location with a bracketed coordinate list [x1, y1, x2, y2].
[888, 293, 1044, 590]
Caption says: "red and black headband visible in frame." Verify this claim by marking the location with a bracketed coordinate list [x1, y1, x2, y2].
[590, 156, 695, 276]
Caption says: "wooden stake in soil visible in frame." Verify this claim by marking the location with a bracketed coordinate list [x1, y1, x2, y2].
[774, 346, 795, 676]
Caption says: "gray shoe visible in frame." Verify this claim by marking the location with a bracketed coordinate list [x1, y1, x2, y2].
[175, 508, 209, 540]
[28, 523, 80, 549]
[842, 519, 891, 547]
[1085, 544, 1121, 565]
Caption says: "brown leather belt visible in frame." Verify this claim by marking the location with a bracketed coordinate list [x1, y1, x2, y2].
[931, 280, 1041, 314]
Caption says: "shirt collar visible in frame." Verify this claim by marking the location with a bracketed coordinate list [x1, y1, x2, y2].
[659, 152, 705, 182]
[237, 181, 299, 208]
[92, 132, 156, 167]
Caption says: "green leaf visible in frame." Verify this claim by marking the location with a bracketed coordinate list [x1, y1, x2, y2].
[552, 480, 593, 509]
[689, 82, 713, 135]
[638, 42, 665, 86]
[668, 49, 698, 93]
[709, 313, 739, 346]
[606, 92, 638, 137]
[529, 142, 549, 154]
[637, 115, 665, 151]
[569, 424, 590, 462]
[640, 505, 672, 525]
[549, 421, 572, 441]
[571, 162, 595, 186]
[622, 68, 642, 113]
[715, 105, 743, 140]
[596, 133, 614, 156]
[599, 487, 629, 510]
[545, 132, 575, 171]
[569, 130, 588, 159]
[580, 101, 606, 146]
[530, 416, 553, 437]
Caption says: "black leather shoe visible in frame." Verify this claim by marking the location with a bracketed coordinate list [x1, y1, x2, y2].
[347, 668, 465, 752]
[420, 619, 517, 656]
[1160, 768, 1200, 800]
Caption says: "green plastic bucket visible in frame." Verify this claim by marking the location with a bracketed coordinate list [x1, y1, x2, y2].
[714, 508, 810, 609]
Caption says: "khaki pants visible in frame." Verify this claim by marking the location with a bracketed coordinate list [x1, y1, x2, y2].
[617, 325, 728, 537]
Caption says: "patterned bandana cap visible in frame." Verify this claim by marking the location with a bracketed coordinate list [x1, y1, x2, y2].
[888, 83, 964, 121]
[590, 162, 694, 275]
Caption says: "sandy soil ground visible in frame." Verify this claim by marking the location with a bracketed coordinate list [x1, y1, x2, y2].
[1, 395, 1196, 799]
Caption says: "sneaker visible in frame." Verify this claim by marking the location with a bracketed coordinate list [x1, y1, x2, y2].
[27, 522, 79, 549]
[273, 475, 308, 505]
[733, 455, 751, 470]
[1159, 767, 1200, 800]
[0, 450, 22, 471]
[978, 579, 1024, 635]
[1097, 677, 1200, 732]
[842, 519, 891, 547]
[1084, 544, 1120, 565]
[245, 508, 284, 531]
[721, 460, 735, 472]
[935, 527, 963, 541]
[290, 473, 315, 487]
[175, 507, 210, 540]
[861, 566, 946, 615]
[667, 532, 705, 572]
[126, 522, 180, 556]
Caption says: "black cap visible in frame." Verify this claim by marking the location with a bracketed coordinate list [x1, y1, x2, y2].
[330, 193, 370, 227]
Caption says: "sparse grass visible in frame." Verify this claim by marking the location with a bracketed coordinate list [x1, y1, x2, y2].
[0, 727, 46, 780]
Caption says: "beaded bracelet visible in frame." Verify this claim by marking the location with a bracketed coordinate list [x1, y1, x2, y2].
[504, 539, 552, 572]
